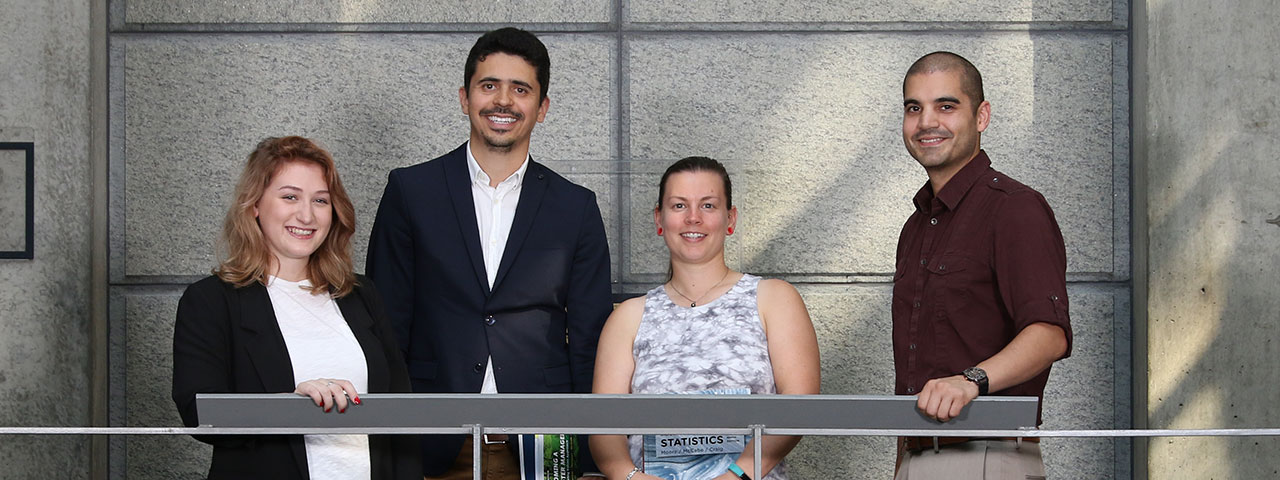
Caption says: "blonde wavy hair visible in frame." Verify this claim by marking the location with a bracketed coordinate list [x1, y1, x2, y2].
[214, 136, 358, 297]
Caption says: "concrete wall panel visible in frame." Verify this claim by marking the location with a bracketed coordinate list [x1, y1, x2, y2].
[627, 33, 1124, 278]
[628, 0, 1113, 24]
[117, 290, 211, 479]
[1145, 0, 1280, 477]
[1040, 287, 1130, 479]
[123, 0, 611, 25]
[114, 34, 616, 280]
[0, 0, 93, 476]
[785, 286, 896, 479]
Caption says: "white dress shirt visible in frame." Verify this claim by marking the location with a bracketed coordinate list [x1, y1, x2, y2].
[466, 142, 529, 394]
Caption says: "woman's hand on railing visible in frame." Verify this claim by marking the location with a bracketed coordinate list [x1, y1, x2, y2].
[294, 378, 360, 413]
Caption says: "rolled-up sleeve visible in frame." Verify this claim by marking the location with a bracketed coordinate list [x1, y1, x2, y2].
[993, 191, 1073, 358]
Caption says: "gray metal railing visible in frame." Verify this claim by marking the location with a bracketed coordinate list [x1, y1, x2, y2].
[3, 394, 1279, 479]
[196, 393, 1038, 480]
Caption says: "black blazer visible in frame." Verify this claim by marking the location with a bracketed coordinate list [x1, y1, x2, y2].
[366, 144, 613, 474]
[172, 274, 419, 480]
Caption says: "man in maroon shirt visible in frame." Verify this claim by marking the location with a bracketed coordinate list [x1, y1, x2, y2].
[891, 51, 1073, 479]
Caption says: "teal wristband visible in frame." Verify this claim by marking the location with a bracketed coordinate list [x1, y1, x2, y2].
[727, 464, 751, 480]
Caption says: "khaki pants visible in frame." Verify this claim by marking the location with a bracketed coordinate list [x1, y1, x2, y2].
[425, 437, 521, 480]
[895, 440, 1045, 480]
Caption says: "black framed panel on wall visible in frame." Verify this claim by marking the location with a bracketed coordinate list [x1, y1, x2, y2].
[0, 142, 34, 259]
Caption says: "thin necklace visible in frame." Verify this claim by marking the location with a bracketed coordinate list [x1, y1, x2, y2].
[667, 269, 732, 308]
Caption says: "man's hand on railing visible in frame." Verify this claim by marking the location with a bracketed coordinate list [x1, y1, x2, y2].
[916, 375, 980, 422]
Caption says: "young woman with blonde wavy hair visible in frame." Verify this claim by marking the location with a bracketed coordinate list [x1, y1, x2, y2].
[172, 136, 418, 480]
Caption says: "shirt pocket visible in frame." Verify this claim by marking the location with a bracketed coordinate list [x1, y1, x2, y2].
[925, 254, 977, 277]
[925, 254, 987, 312]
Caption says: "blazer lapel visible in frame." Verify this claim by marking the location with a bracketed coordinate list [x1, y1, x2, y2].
[444, 145, 492, 297]
[235, 282, 310, 478]
[237, 284, 296, 393]
[336, 291, 387, 392]
[493, 159, 549, 290]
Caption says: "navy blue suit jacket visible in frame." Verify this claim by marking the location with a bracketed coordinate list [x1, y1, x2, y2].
[366, 143, 612, 475]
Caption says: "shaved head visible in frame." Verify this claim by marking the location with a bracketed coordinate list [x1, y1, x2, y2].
[904, 51, 984, 110]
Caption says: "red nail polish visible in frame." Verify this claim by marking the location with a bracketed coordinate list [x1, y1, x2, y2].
[353, 397, 361, 405]
[339, 408, 345, 413]
[325, 407, 331, 413]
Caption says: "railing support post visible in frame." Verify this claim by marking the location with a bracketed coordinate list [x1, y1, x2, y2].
[751, 424, 764, 480]
[471, 424, 482, 480]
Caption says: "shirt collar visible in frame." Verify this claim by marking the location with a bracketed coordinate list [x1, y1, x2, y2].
[912, 149, 992, 213]
[465, 141, 530, 188]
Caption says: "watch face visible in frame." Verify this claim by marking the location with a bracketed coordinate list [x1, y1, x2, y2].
[964, 367, 989, 395]
[964, 367, 987, 383]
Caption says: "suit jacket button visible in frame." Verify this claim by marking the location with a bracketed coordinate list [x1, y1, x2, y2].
[473, 363, 483, 373]
[485, 315, 496, 326]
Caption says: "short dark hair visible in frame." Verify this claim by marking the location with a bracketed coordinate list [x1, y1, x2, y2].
[904, 51, 984, 109]
[464, 27, 551, 101]
[656, 156, 733, 210]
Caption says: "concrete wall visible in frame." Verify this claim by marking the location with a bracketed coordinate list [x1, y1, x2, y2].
[13, 0, 1280, 477]
[1142, 0, 1280, 478]
[104, 0, 1132, 478]
[0, 0, 94, 477]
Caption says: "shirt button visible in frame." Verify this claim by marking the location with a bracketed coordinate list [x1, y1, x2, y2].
[920, 258, 927, 266]
[992, 177, 999, 182]
[913, 301, 921, 308]
[929, 217, 938, 226]
[938, 264, 946, 271]
[907, 387, 915, 394]
[1051, 295, 1060, 301]
[485, 315, 496, 326]
[473, 363, 483, 373]
[909, 343, 917, 351]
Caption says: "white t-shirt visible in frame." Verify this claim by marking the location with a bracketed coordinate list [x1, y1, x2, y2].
[267, 276, 371, 480]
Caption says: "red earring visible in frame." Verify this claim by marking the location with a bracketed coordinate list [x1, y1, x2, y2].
[727, 227, 734, 235]
[657, 227, 663, 235]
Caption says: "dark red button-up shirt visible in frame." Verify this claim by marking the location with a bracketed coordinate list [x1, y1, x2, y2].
[892, 150, 1073, 423]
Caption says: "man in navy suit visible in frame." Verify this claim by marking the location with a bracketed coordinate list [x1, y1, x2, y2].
[366, 27, 612, 479]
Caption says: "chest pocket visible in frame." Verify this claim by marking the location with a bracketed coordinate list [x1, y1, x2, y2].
[926, 255, 973, 276]
[925, 254, 988, 308]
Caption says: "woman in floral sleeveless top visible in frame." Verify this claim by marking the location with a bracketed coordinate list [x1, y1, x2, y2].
[590, 157, 821, 480]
